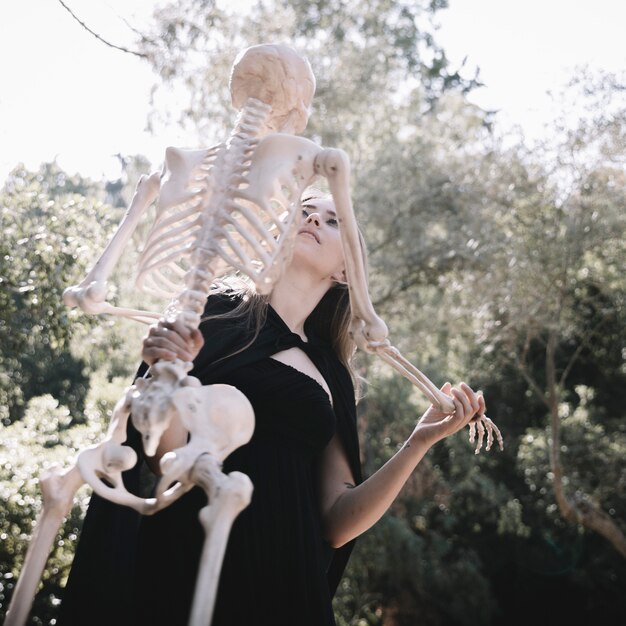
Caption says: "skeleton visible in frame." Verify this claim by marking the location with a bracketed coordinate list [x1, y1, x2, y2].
[6, 43, 503, 626]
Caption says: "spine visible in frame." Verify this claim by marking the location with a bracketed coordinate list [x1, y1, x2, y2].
[170, 98, 271, 329]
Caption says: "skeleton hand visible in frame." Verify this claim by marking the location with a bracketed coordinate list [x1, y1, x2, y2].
[411, 382, 502, 453]
[142, 317, 205, 366]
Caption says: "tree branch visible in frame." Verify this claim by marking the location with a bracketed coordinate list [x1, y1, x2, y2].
[57, 0, 148, 59]
[574, 496, 626, 559]
[558, 340, 586, 389]
[558, 313, 611, 388]
[546, 329, 626, 560]
[512, 331, 551, 410]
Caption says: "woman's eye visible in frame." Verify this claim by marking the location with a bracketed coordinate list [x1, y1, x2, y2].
[327, 218, 338, 227]
[302, 209, 309, 217]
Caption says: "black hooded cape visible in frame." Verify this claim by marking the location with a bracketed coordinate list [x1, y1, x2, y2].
[58, 293, 362, 625]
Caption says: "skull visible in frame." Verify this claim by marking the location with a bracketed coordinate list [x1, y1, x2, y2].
[229, 43, 316, 134]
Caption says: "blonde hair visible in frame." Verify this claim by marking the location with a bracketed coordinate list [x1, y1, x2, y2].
[203, 188, 370, 400]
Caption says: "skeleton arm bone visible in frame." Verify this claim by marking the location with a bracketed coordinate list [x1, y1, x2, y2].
[63, 171, 163, 323]
[315, 148, 455, 413]
[314, 149, 388, 344]
[375, 344, 455, 413]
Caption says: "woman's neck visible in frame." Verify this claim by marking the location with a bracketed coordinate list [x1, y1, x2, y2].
[269, 266, 332, 340]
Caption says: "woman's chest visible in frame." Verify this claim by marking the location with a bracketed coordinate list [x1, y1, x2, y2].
[217, 357, 336, 453]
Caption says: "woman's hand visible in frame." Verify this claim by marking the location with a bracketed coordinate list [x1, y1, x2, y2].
[141, 317, 205, 366]
[410, 382, 485, 450]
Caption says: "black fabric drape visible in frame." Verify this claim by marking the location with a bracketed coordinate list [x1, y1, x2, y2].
[58, 293, 362, 624]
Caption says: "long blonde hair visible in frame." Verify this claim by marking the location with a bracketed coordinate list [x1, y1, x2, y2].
[202, 189, 370, 398]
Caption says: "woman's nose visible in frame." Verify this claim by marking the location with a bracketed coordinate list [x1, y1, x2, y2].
[305, 212, 321, 226]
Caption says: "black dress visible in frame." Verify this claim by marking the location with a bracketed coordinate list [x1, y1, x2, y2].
[134, 357, 337, 625]
[58, 293, 362, 626]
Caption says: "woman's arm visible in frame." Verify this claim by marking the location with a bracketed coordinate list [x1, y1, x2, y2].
[319, 382, 483, 548]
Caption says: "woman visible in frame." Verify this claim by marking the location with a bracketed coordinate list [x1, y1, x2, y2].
[59, 192, 484, 626]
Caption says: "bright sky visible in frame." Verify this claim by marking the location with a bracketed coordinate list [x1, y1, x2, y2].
[0, 0, 624, 184]
[435, 0, 626, 139]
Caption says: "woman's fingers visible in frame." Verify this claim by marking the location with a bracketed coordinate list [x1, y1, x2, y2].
[150, 332, 189, 357]
[451, 386, 472, 419]
[448, 383, 483, 431]
[143, 345, 178, 365]
[142, 333, 178, 365]
[162, 319, 204, 358]
[459, 382, 480, 413]
[142, 318, 202, 364]
[189, 328, 205, 353]
[150, 335, 194, 360]
[477, 391, 486, 416]
[165, 317, 192, 342]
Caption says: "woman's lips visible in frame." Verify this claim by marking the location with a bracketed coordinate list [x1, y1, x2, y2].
[298, 229, 320, 243]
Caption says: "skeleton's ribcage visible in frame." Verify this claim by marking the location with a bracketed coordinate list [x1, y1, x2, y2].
[135, 150, 301, 300]
[209, 189, 300, 294]
[135, 193, 204, 299]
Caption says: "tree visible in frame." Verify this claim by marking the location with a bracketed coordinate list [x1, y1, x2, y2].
[135, 0, 478, 157]
[0, 163, 110, 424]
[0, 382, 126, 623]
[0, 162, 148, 623]
[471, 74, 626, 558]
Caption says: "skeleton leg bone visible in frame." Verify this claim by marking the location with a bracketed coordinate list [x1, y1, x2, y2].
[187, 455, 254, 626]
[4, 465, 84, 626]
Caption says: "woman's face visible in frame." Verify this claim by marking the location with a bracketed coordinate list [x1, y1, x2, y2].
[292, 197, 345, 281]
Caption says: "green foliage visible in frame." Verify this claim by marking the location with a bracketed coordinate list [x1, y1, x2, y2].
[0, 161, 146, 623]
[1, 164, 114, 423]
[2, 3, 626, 623]
[330, 67, 625, 623]
[341, 373, 508, 625]
[518, 386, 626, 525]
[336, 492, 497, 626]
[0, 373, 126, 623]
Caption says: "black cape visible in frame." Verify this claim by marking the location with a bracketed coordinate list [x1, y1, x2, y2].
[58, 293, 362, 625]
